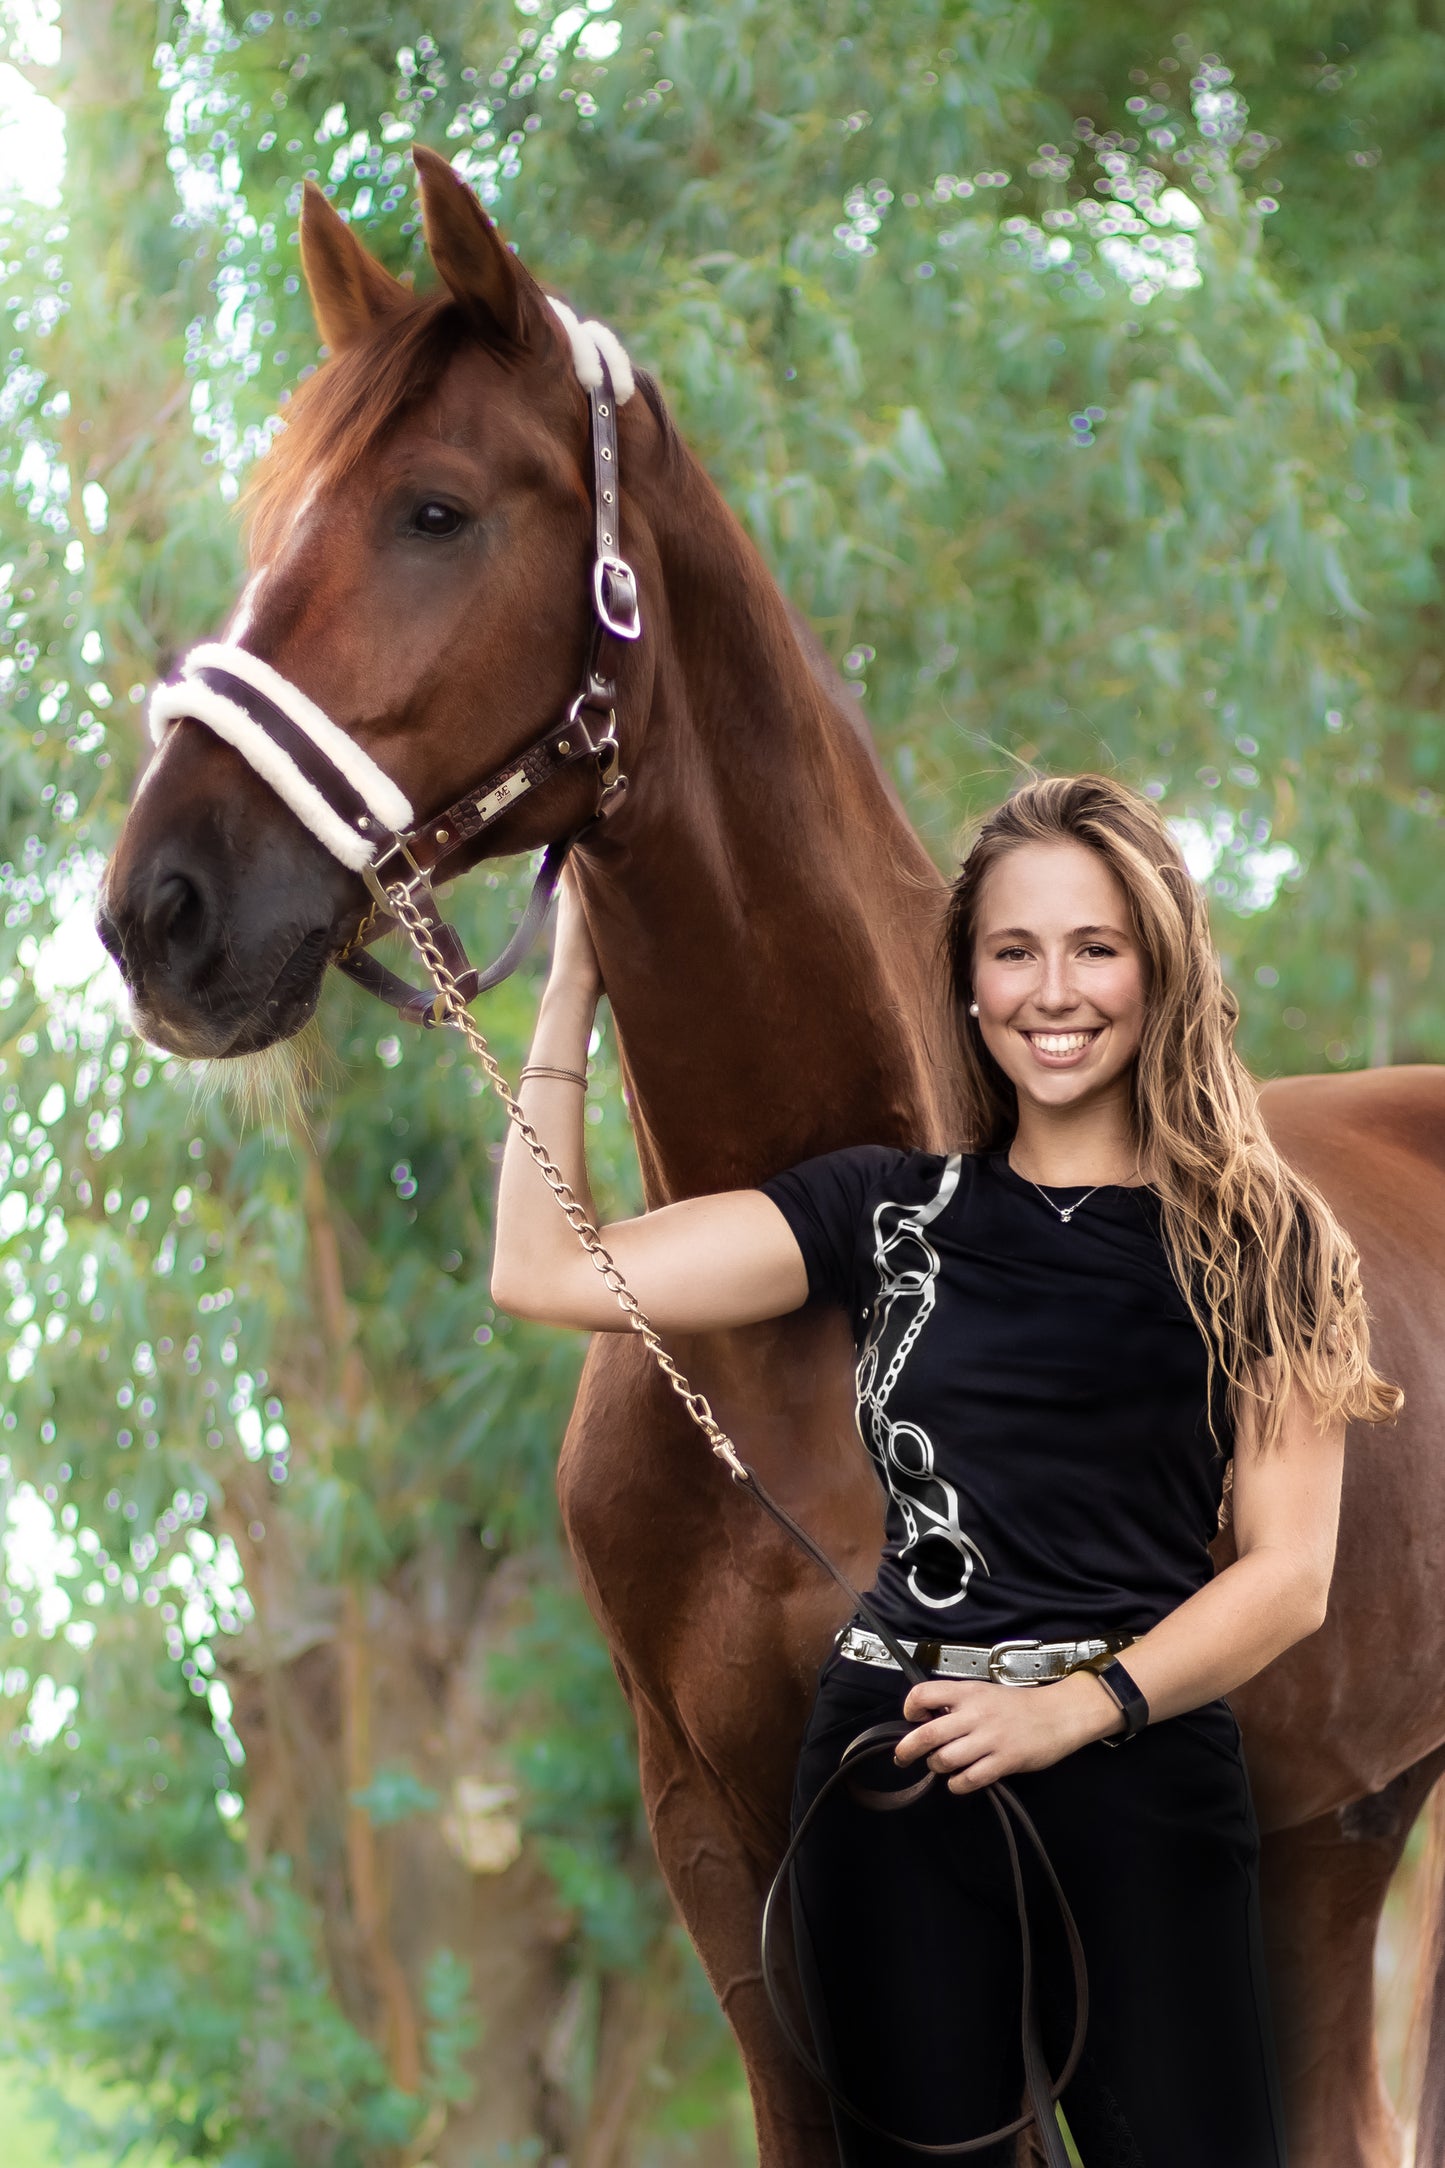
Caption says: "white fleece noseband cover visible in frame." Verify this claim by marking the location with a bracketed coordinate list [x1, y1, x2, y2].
[148, 298, 634, 873]
[149, 644, 413, 872]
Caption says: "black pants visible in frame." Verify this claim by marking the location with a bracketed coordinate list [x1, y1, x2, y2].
[789, 1641, 1288, 2168]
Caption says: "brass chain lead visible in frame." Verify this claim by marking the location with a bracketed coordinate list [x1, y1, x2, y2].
[386, 883, 751, 1481]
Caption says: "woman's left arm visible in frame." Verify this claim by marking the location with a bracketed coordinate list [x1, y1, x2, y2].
[897, 1381, 1345, 1790]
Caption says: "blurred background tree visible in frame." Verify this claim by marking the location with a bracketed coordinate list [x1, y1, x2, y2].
[0, 2, 1439, 2163]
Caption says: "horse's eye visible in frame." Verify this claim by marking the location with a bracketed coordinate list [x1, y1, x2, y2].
[412, 501, 464, 537]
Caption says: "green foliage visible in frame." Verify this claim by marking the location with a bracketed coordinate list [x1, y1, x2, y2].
[0, 0, 1440, 2161]
[420, 1948, 483, 2110]
[0, 2063, 179, 2167]
[2, 1843, 423, 2165]
[350, 1765, 442, 1826]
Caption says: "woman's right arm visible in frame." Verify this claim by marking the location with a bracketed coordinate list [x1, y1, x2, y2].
[489, 877, 810, 1334]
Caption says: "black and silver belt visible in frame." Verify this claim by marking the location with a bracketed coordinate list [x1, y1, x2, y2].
[836, 1620, 1138, 1685]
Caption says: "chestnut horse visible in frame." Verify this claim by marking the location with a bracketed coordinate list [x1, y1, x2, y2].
[101, 151, 1445, 2166]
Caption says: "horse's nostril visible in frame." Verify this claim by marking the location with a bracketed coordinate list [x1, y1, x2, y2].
[144, 869, 207, 959]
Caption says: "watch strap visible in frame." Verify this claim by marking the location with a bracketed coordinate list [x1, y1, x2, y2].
[1094, 1656, 1149, 1747]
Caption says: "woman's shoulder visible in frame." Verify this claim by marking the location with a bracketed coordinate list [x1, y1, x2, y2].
[758, 1147, 978, 1312]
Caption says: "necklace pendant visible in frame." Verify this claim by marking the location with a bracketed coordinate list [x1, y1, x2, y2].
[1059, 1208, 1074, 1222]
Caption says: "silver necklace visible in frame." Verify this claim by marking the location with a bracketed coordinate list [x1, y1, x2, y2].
[1020, 1173, 1103, 1224]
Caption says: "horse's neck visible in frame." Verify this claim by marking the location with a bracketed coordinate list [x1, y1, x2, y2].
[582, 450, 959, 1203]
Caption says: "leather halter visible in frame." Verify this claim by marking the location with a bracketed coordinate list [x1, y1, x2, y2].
[149, 362, 639, 1027]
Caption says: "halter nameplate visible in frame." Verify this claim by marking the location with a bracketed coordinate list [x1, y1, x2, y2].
[476, 771, 532, 822]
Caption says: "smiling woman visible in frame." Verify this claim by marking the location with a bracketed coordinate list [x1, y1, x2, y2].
[942, 775, 1399, 1454]
[491, 768, 1400, 2165]
[969, 844, 1148, 1133]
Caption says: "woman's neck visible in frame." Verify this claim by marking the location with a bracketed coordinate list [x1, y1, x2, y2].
[1006, 1090, 1146, 1188]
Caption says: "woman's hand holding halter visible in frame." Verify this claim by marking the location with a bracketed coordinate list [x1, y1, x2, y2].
[547, 867, 605, 1012]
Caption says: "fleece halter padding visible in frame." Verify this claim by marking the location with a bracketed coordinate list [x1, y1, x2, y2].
[147, 299, 635, 875]
[545, 298, 636, 406]
[148, 644, 414, 871]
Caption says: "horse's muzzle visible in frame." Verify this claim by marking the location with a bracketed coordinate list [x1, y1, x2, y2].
[98, 841, 342, 1057]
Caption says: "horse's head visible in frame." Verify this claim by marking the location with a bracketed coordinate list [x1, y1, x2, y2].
[100, 147, 656, 1056]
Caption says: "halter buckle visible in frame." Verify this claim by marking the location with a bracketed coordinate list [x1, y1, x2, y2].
[361, 834, 428, 909]
[565, 697, 621, 763]
[593, 554, 642, 641]
[561, 697, 628, 818]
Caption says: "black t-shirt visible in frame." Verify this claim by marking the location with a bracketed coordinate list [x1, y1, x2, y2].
[758, 1147, 1229, 1645]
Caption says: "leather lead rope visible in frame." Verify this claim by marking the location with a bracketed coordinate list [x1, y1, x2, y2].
[762, 1716, 1086, 2160]
[381, 880, 1087, 2167]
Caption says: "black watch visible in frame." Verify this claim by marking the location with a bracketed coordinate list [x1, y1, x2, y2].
[1093, 1657, 1150, 1747]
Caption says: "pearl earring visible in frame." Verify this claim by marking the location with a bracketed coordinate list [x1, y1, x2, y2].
[968, 1001, 980, 1017]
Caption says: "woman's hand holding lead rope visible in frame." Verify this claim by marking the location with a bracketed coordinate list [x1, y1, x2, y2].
[894, 1671, 1126, 1791]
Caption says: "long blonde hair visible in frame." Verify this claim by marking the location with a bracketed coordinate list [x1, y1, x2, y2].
[943, 774, 1401, 1453]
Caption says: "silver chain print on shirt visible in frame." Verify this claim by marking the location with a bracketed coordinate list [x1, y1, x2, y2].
[853, 1154, 991, 1612]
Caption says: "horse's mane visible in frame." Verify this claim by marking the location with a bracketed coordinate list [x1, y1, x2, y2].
[632, 367, 679, 460]
[246, 288, 679, 557]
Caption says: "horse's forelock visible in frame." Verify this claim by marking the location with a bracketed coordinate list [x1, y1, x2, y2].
[245, 287, 666, 564]
[244, 293, 492, 556]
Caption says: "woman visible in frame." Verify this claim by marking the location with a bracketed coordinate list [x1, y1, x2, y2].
[491, 773, 1399, 2167]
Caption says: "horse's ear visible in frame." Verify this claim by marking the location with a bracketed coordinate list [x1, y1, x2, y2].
[299, 181, 410, 350]
[413, 145, 543, 347]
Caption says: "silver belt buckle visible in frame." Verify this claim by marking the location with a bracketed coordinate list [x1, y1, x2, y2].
[987, 1636, 1044, 1684]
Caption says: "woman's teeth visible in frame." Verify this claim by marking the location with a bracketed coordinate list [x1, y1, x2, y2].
[1026, 1030, 1099, 1055]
